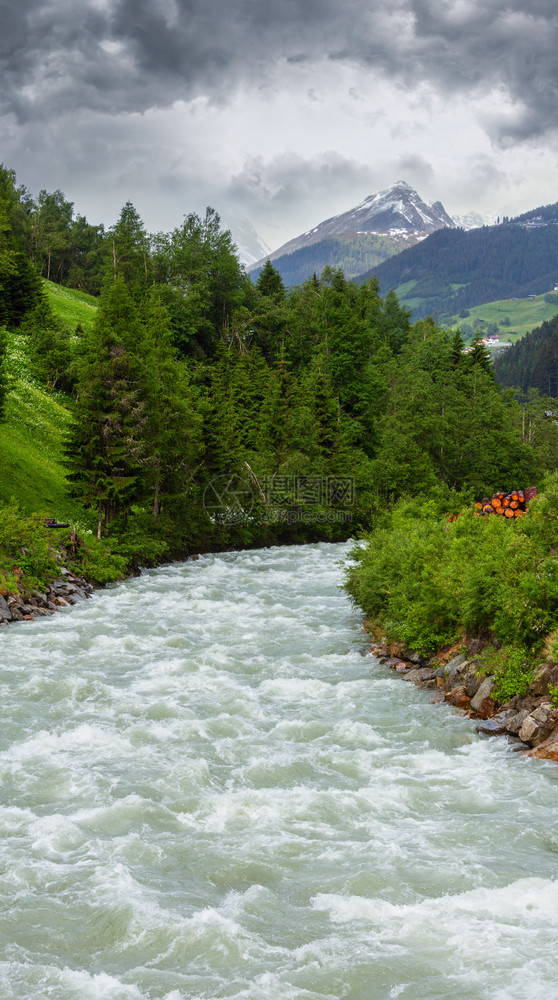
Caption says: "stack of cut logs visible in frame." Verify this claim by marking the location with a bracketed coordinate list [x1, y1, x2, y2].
[475, 485, 538, 519]
[447, 487, 538, 523]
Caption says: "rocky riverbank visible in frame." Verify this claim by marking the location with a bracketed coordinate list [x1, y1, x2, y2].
[0, 569, 95, 625]
[369, 637, 558, 762]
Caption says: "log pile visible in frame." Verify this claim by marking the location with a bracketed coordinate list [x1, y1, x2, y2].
[447, 486, 538, 523]
[475, 486, 538, 519]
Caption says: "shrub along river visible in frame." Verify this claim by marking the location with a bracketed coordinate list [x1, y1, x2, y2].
[1, 541, 558, 1000]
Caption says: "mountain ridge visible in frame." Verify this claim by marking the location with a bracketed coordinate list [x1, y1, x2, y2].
[251, 181, 456, 274]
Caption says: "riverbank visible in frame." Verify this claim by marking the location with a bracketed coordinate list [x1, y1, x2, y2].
[0, 509, 355, 628]
[0, 569, 95, 624]
[369, 634, 558, 761]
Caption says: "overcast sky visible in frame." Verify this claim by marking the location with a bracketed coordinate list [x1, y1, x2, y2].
[2, 0, 558, 256]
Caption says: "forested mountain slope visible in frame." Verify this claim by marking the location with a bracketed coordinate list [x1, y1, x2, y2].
[358, 224, 558, 320]
[250, 181, 456, 287]
[494, 313, 558, 397]
[2, 159, 558, 573]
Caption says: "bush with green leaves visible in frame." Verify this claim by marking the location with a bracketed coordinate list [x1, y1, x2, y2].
[0, 503, 60, 593]
[346, 474, 558, 668]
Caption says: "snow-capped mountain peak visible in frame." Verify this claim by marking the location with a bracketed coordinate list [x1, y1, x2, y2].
[252, 182, 456, 269]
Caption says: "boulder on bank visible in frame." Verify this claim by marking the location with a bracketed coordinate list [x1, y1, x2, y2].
[527, 728, 558, 760]
[0, 595, 12, 622]
[470, 677, 496, 713]
[476, 709, 518, 735]
[402, 666, 436, 684]
[518, 703, 558, 746]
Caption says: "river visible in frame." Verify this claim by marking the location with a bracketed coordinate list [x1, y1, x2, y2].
[1, 541, 558, 1000]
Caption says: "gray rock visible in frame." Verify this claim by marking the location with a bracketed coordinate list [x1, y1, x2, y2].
[0, 595, 12, 621]
[530, 664, 558, 697]
[406, 649, 425, 664]
[476, 710, 517, 735]
[506, 709, 530, 735]
[464, 670, 481, 699]
[401, 667, 436, 684]
[445, 654, 467, 682]
[518, 703, 558, 746]
[470, 677, 495, 713]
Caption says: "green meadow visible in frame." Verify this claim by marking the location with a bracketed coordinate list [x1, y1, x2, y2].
[0, 284, 98, 518]
[446, 294, 558, 344]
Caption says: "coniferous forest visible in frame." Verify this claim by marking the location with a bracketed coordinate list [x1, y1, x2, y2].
[363, 223, 558, 320]
[494, 313, 558, 398]
[2, 163, 558, 579]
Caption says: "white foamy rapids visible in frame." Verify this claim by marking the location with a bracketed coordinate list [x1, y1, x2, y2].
[1, 541, 558, 999]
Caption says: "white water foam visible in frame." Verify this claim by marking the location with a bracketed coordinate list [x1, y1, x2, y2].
[1, 542, 558, 999]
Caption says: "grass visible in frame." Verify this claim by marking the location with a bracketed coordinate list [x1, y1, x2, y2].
[43, 279, 98, 333]
[0, 334, 74, 517]
[1, 271, 99, 522]
[446, 294, 558, 345]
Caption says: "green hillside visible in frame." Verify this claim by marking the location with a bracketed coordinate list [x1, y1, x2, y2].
[446, 294, 558, 346]
[42, 279, 98, 333]
[360, 224, 558, 320]
[251, 232, 416, 287]
[0, 283, 98, 518]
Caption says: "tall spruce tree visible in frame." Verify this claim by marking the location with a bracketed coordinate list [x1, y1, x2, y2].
[140, 290, 203, 520]
[65, 279, 145, 538]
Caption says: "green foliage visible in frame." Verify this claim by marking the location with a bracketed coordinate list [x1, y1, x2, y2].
[65, 279, 146, 534]
[0, 502, 61, 593]
[494, 312, 558, 396]
[19, 295, 74, 391]
[346, 477, 558, 664]
[256, 259, 285, 300]
[42, 279, 98, 334]
[251, 233, 400, 287]
[482, 646, 534, 702]
[0, 336, 75, 517]
[0, 325, 8, 421]
[104, 201, 151, 299]
[363, 224, 558, 321]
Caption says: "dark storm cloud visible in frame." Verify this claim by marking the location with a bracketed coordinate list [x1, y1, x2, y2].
[1, 0, 558, 142]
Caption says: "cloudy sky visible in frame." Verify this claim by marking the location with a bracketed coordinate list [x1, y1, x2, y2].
[2, 0, 558, 257]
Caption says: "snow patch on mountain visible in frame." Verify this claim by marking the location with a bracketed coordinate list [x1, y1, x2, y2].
[251, 181, 456, 269]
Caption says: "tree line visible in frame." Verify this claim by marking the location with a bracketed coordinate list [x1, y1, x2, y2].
[1, 163, 558, 560]
[362, 224, 558, 321]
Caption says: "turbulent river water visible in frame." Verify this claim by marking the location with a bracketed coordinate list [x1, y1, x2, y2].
[1, 541, 558, 1000]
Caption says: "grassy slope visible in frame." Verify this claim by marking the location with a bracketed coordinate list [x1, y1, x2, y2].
[445, 294, 558, 345]
[0, 282, 98, 519]
[43, 280, 98, 333]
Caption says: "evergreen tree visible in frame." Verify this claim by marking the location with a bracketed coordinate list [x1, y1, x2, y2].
[65, 279, 145, 538]
[140, 290, 203, 519]
[164, 208, 246, 356]
[20, 295, 73, 391]
[105, 201, 151, 299]
[0, 166, 41, 326]
[256, 259, 285, 301]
